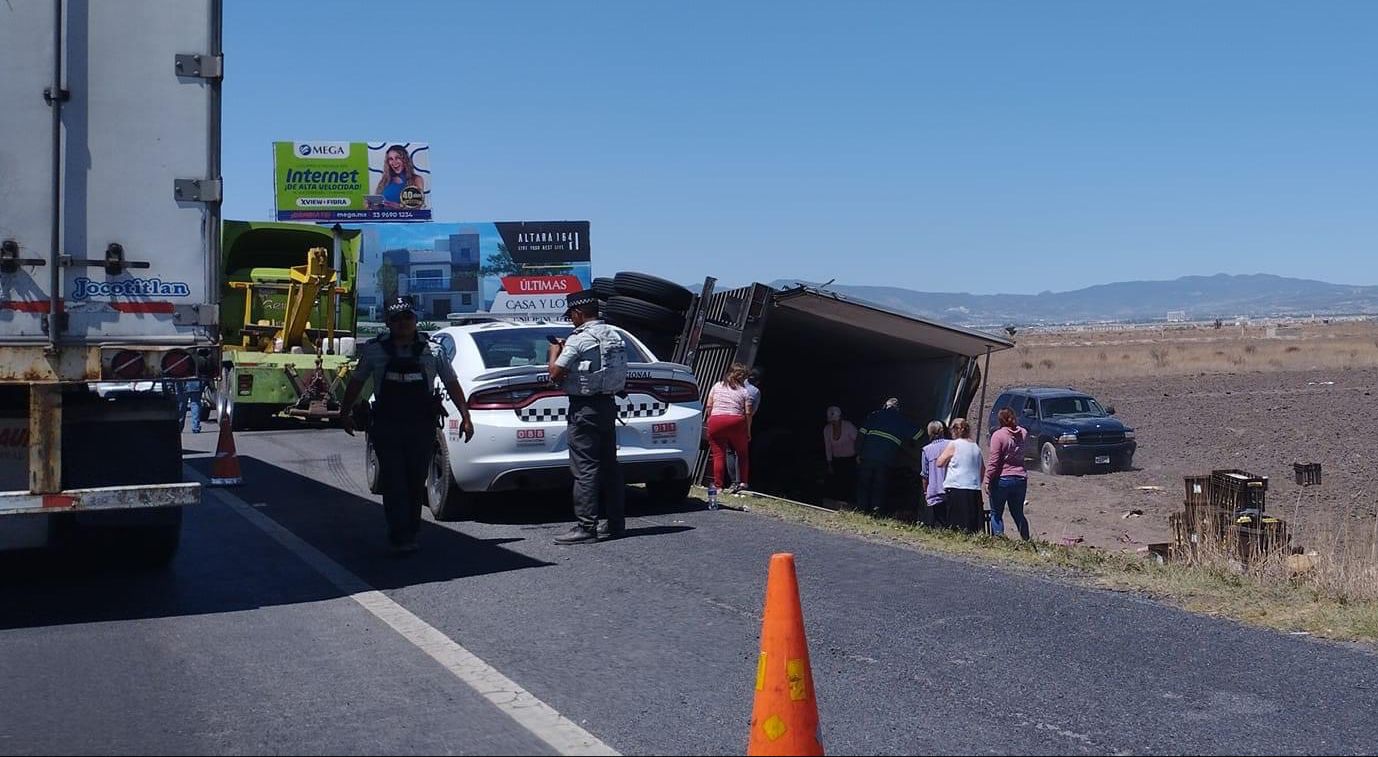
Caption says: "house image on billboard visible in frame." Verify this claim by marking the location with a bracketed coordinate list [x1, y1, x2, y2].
[385, 232, 481, 319]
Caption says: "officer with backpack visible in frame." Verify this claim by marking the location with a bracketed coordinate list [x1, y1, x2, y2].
[341, 297, 473, 554]
[547, 289, 628, 544]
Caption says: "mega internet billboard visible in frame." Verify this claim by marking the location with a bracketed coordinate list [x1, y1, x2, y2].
[352, 221, 591, 322]
[274, 141, 431, 222]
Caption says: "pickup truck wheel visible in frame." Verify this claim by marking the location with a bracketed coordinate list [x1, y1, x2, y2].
[612, 272, 694, 312]
[1117, 453, 1135, 472]
[604, 296, 685, 334]
[1040, 442, 1063, 476]
[365, 433, 382, 494]
[427, 429, 476, 521]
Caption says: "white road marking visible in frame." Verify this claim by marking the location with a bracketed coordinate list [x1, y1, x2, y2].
[197, 479, 619, 757]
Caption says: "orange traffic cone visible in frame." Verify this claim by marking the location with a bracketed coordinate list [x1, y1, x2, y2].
[748, 553, 824, 756]
[209, 413, 243, 486]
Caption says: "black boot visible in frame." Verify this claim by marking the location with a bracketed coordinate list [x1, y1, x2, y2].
[554, 524, 598, 545]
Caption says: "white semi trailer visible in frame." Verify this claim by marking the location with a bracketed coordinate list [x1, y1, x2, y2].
[0, 0, 222, 564]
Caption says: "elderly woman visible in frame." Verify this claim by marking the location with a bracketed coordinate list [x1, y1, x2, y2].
[822, 406, 858, 502]
[936, 417, 984, 533]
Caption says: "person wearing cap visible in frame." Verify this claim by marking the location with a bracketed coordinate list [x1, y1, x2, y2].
[341, 297, 474, 554]
[855, 397, 924, 514]
[547, 289, 629, 545]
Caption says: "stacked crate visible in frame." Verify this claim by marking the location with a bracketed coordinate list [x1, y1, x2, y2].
[1174, 469, 1289, 562]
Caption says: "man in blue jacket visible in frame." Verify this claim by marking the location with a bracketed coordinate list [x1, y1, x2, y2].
[856, 397, 923, 514]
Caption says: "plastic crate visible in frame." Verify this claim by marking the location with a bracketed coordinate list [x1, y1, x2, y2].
[1184, 475, 1211, 506]
[1293, 463, 1322, 487]
[1211, 469, 1268, 513]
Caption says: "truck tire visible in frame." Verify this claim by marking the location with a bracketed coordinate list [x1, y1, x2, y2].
[605, 296, 685, 334]
[613, 272, 694, 312]
[427, 429, 476, 521]
[591, 277, 618, 302]
[646, 477, 693, 507]
[62, 399, 184, 569]
[365, 433, 382, 494]
[1040, 442, 1063, 476]
[117, 508, 184, 569]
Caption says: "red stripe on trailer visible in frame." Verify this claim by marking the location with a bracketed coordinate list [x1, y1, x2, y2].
[42, 494, 76, 509]
[111, 302, 175, 314]
[1, 301, 51, 312]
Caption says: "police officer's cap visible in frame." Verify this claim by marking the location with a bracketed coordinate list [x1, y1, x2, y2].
[563, 289, 599, 317]
[385, 297, 417, 322]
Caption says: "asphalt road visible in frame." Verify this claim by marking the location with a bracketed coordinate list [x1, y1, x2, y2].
[3, 423, 1377, 755]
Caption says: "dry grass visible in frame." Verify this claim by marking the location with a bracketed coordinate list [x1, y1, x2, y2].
[733, 491, 1378, 644]
[992, 321, 1378, 382]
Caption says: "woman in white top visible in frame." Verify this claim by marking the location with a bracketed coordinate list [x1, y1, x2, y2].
[935, 417, 984, 533]
[703, 363, 755, 493]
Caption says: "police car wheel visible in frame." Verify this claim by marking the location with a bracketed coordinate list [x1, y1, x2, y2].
[612, 272, 694, 312]
[647, 477, 693, 507]
[427, 429, 475, 521]
[604, 296, 685, 334]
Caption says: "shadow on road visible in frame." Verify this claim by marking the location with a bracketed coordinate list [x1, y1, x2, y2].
[0, 455, 555, 631]
[471, 486, 709, 526]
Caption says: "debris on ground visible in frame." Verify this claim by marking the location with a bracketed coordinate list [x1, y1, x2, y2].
[1122, 509, 1144, 519]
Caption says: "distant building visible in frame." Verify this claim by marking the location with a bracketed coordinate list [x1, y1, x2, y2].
[384, 233, 481, 319]
[1166, 310, 1187, 323]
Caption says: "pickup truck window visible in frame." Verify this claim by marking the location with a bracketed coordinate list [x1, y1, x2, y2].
[1041, 396, 1106, 418]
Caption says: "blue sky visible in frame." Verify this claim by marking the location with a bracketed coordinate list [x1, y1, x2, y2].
[222, 1, 1377, 294]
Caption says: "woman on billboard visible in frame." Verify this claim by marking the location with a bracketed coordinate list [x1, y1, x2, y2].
[373, 145, 426, 209]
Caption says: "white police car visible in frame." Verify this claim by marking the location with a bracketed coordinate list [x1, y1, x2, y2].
[365, 320, 704, 520]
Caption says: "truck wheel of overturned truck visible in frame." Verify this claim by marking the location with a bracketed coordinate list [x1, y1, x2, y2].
[365, 433, 382, 494]
[592, 277, 618, 302]
[646, 477, 693, 507]
[604, 296, 685, 334]
[612, 272, 694, 312]
[1040, 442, 1063, 476]
[427, 429, 476, 521]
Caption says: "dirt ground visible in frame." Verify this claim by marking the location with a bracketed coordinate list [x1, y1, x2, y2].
[969, 322, 1378, 555]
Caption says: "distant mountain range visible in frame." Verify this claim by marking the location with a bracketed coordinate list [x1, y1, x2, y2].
[765, 274, 1378, 327]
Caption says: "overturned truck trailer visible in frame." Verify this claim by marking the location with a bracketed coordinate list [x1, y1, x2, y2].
[674, 283, 1014, 503]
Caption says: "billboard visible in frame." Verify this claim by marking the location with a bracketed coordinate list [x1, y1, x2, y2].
[352, 221, 592, 322]
[274, 141, 431, 222]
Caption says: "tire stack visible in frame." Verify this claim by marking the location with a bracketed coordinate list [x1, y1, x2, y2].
[593, 272, 695, 361]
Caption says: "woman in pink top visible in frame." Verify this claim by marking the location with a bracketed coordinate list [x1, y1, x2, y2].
[822, 406, 858, 501]
[703, 363, 754, 493]
[986, 408, 1031, 540]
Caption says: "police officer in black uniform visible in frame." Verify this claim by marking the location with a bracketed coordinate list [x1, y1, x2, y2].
[547, 289, 628, 545]
[341, 297, 473, 553]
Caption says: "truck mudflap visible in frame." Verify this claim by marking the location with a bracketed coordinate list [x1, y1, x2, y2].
[0, 482, 199, 516]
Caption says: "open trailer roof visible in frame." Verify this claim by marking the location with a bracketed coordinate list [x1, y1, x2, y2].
[770, 285, 1015, 358]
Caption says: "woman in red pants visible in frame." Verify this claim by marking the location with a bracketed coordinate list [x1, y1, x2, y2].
[704, 363, 755, 493]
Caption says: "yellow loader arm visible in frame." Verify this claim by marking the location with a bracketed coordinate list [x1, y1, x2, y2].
[276, 246, 337, 354]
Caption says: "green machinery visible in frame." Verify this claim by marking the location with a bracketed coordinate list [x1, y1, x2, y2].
[220, 221, 363, 428]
